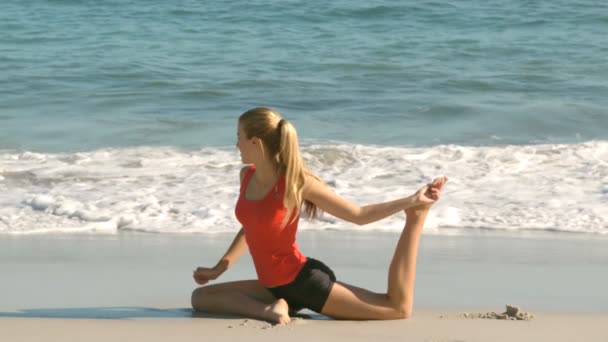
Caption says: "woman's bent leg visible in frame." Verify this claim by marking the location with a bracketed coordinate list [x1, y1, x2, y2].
[191, 280, 291, 324]
[321, 207, 430, 320]
[386, 207, 429, 318]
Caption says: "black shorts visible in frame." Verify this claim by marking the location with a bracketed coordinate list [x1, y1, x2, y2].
[267, 257, 336, 313]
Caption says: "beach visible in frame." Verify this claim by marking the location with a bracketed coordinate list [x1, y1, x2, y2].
[2, 0, 607, 340]
[2, 311, 606, 342]
[1, 231, 607, 341]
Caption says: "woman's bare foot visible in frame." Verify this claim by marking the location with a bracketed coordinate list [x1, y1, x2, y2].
[265, 298, 291, 325]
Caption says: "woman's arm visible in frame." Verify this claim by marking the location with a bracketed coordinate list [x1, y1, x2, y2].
[214, 166, 250, 272]
[214, 227, 248, 272]
[193, 227, 248, 285]
[302, 176, 436, 226]
[192, 167, 250, 285]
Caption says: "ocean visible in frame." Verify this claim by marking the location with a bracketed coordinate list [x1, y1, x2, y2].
[1, 0, 607, 235]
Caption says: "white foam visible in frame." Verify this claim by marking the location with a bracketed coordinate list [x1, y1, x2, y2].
[1, 141, 606, 235]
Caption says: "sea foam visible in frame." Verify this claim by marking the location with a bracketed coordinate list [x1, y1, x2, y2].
[1, 141, 606, 235]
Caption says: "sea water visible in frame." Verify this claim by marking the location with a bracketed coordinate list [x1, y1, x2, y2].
[1, 0, 607, 235]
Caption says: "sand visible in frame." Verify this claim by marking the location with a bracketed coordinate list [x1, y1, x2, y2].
[1, 232, 607, 341]
[1, 309, 606, 342]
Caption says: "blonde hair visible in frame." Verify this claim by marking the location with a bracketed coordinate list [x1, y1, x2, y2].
[239, 107, 322, 226]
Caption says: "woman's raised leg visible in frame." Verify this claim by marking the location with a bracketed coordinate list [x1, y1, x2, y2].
[191, 280, 291, 324]
[320, 206, 430, 320]
[320, 176, 446, 320]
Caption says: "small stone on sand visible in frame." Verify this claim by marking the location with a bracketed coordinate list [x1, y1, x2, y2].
[459, 305, 534, 321]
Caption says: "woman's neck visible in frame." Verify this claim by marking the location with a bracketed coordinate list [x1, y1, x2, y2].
[252, 160, 281, 186]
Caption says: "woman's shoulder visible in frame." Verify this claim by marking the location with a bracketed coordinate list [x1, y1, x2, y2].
[240, 164, 256, 183]
[302, 173, 325, 195]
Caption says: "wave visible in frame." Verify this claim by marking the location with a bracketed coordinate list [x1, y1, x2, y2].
[1, 141, 606, 235]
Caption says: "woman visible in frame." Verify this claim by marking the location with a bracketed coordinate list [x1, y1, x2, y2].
[191, 107, 447, 324]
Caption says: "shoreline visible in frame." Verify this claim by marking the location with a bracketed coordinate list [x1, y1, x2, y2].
[2, 231, 607, 314]
[2, 230, 607, 341]
[4, 222, 608, 239]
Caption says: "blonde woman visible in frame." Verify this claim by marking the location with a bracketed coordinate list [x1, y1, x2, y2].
[191, 107, 447, 324]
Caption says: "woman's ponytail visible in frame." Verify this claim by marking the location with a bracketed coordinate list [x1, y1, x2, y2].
[240, 108, 322, 227]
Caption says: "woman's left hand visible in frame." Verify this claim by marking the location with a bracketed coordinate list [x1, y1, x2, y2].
[412, 176, 447, 207]
[413, 185, 440, 206]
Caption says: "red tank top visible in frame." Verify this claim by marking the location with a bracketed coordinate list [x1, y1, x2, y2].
[235, 165, 307, 287]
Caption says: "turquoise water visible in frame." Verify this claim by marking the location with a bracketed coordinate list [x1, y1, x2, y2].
[1, 0, 607, 152]
[1, 1, 607, 235]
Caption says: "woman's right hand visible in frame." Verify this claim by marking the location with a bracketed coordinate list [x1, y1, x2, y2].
[193, 265, 224, 285]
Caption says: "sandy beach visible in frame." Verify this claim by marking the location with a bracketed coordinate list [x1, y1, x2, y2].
[3, 0, 607, 340]
[2, 310, 606, 342]
[1, 231, 607, 341]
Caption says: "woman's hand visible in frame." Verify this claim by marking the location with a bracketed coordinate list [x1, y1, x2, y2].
[412, 176, 447, 207]
[413, 185, 439, 206]
[193, 265, 225, 285]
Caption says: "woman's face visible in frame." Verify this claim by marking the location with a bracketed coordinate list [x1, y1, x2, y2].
[236, 123, 255, 164]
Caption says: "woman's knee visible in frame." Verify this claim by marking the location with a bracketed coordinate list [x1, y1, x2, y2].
[191, 286, 216, 311]
[390, 301, 413, 320]
[395, 306, 413, 320]
[191, 287, 203, 311]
